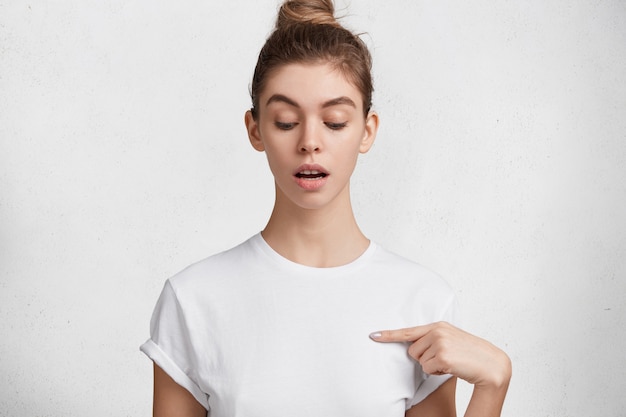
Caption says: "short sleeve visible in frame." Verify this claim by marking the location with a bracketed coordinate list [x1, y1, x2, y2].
[140, 280, 210, 410]
[406, 291, 459, 409]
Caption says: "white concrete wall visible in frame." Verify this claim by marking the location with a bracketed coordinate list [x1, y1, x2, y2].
[1, 1, 625, 415]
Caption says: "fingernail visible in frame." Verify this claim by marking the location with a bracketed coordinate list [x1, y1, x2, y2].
[369, 332, 382, 340]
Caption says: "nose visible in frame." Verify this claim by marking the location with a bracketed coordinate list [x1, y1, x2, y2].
[298, 122, 321, 153]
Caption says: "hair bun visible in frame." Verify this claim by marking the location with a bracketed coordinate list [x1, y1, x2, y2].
[276, 0, 340, 29]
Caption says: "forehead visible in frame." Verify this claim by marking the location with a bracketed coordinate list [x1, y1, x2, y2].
[261, 62, 363, 111]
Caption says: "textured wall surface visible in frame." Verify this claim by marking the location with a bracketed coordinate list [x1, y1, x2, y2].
[1, 1, 625, 416]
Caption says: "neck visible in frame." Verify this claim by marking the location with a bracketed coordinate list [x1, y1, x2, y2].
[261, 186, 369, 268]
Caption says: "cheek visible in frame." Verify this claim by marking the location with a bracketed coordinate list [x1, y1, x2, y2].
[344, 128, 367, 157]
[334, 144, 361, 175]
[263, 144, 291, 175]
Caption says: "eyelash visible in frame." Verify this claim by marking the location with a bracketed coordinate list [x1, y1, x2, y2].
[325, 122, 347, 130]
[275, 121, 297, 130]
[274, 122, 348, 131]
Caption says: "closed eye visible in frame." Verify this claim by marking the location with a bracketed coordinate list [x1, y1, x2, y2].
[325, 122, 347, 130]
[275, 121, 298, 130]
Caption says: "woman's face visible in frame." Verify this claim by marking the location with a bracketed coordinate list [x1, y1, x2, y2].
[245, 62, 378, 211]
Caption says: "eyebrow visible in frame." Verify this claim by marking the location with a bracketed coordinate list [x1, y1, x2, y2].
[265, 94, 357, 109]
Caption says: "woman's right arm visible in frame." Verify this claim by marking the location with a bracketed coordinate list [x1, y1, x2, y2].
[153, 363, 207, 417]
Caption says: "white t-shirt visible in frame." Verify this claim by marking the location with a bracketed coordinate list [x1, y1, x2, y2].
[141, 234, 457, 416]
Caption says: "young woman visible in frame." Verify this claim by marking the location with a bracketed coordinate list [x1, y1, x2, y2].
[141, 1, 512, 416]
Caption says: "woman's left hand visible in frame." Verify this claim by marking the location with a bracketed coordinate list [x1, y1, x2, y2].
[369, 322, 511, 389]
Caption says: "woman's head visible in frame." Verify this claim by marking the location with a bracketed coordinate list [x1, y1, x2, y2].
[250, 0, 373, 119]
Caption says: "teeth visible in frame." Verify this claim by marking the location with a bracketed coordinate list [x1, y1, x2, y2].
[301, 170, 320, 175]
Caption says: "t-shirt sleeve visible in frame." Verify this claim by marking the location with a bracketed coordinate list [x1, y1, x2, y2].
[406, 291, 459, 409]
[140, 280, 210, 410]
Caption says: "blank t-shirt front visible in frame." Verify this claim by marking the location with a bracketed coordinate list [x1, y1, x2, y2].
[141, 233, 457, 416]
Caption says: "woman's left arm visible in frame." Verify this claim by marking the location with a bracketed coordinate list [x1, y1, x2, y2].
[405, 376, 457, 417]
[371, 322, 511, 417]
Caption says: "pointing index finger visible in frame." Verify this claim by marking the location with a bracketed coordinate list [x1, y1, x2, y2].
[369, 324, 433, 343]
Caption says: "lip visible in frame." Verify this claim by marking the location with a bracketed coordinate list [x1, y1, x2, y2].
[292, 163, 329, 177]
[293, 163, 329, 191]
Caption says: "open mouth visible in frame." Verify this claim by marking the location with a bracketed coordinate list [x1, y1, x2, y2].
[295, 169, 328, 180]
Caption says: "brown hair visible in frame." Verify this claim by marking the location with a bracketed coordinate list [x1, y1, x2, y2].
[250, 0, 373, 118]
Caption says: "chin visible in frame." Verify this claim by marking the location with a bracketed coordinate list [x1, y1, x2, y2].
[274, 178, 350, 212]
[290, 196, 335, 211]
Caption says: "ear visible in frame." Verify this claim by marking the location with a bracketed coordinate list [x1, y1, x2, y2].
[245, 110, 265, 152]
[359, 111, 379, 154]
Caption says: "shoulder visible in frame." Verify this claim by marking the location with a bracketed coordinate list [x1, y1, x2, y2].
[371, 245, 454, 296]
[365, 244, 459, 326]
[167, 234, 260, 293]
